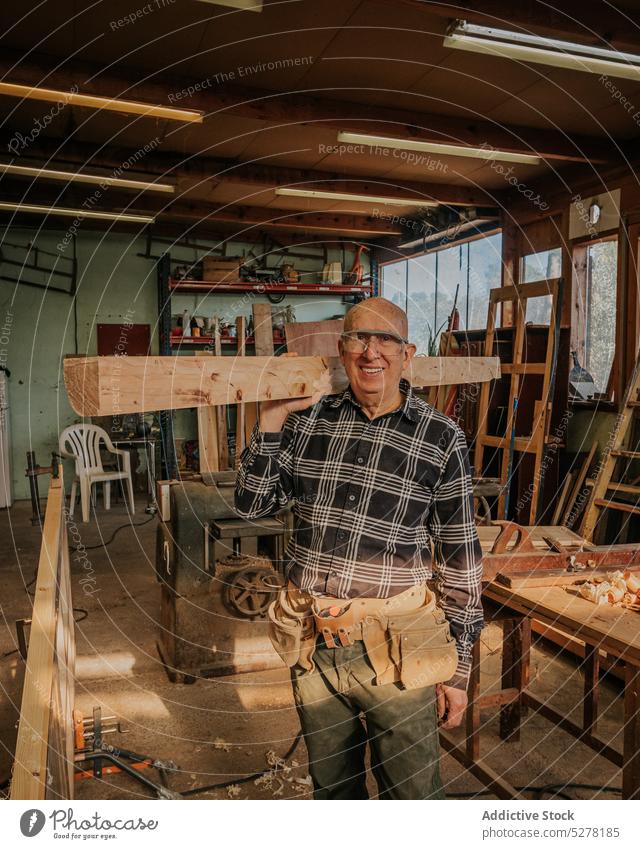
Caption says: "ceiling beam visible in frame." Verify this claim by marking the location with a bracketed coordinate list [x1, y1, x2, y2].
[393, 0, 640, 54]
[161, 203, 405, 236]
[0, 137, 499, 208]
[0, 53, 612, 164]
[0, 181, 405, 236]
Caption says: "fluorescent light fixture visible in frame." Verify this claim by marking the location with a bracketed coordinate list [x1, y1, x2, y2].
[275, 187, 437, 207]
[0, 82, 203, 123]
[0, 163, 174, 193]
[444, 20, 640, 81]
[337, 131, 541, 166]
[0, 202, 155, 224]
[398, 218, 498, 250]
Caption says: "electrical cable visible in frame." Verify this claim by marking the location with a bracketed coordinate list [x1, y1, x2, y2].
[22, 516, 155, 593]
[178, 732, 303, 797]
[69, 515, 155, 552]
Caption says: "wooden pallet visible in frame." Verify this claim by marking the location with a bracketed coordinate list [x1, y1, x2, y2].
[474, 278, 562, 524]
[581, 348, 640, 541]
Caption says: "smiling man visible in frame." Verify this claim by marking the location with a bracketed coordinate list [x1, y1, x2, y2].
[235, 297, 483, 800]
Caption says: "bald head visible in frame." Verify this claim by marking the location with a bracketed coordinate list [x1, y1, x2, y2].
[343, 297, 409, 339]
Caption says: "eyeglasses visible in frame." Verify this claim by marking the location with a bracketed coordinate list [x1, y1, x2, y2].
[341, 330, 408, 356]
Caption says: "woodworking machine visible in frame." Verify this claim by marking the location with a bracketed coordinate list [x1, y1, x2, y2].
[155, 472, 288, 683]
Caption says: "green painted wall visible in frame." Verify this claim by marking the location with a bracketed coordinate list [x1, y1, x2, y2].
[0, 227, 358, 500]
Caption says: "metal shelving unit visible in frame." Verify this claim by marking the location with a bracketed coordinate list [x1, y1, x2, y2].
[156, 253, 372, 478]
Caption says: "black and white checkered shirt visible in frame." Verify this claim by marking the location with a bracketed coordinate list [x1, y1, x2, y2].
[235, 379, 483, 688]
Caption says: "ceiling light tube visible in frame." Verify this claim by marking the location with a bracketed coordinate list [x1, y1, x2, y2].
[337, 132, 541, 166]
[275, 187, 437, 207]
[0, 202, 155, 223]
[444, 20, 640, 81]
[0, 163, 175, 193]
[0, 82, 203, 123]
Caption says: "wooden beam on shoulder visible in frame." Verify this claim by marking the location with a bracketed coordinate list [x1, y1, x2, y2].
[64, 354, 500, 416]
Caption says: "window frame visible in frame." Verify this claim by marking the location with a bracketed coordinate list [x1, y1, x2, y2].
[570, 230, 620, 408]
[379, 229, 502, 347]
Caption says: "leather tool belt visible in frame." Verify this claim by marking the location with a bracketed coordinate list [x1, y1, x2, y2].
[268, 582, 458, 690]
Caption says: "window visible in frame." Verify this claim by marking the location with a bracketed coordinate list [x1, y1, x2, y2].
[381, 232, 502, 354]
[407, 254, 436, 355]
[521, 248, 561, 324]
[585, 240, 617, 395]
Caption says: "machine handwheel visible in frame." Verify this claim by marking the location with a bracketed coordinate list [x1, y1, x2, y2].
[224, 566, 283, 619]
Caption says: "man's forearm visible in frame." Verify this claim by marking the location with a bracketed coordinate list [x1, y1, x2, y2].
[234, 426, 290, 519]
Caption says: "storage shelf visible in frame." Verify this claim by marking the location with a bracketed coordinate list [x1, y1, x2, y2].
[170, 333, 286, 348]
[169, 277, 372, 295]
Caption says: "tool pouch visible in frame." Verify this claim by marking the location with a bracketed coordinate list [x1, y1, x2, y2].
[268, 588, 316, 671]
[385, 605, 458, 690]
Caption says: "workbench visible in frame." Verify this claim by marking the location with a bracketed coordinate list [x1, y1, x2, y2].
[441, 528, 640, 799]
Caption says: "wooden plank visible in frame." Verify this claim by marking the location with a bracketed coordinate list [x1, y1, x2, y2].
[64, 355, 501, 416]
[465, 640, 481, 761]
[484, 583, 640, 666]
[478, 435, 540, 454]
[607, 482, 640, 495]
[583, 645, 599, 735]
[251, 304, 275, 431]
[491, 279, 561, 303]
[483, 544, 640, 583]
[495, 562, 640, 589]
[523, 692, 623, 769]
[582, 349, 640, 540]
[195, 351, 220, 475]
[561, 442, 598, 527]
[235, 315, 248, 465]
[623, 663, 640, 799]
[212, 333, 229, 470]
[551, 471, 575, 526]
[284, 319, 344, 357]
[439, 732, 520, 799]
[500, 363, 547, 374]
[593, 499, 640, 515]
[11, 474, 64, 800]
[252, 304, 274, 357]
[499, 618, 530, 742]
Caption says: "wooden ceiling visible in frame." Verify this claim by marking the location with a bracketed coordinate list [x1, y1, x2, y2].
[1, 0, 640, 243]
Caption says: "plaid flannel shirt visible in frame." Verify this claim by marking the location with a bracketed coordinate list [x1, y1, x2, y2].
[235, 379, 483, 688]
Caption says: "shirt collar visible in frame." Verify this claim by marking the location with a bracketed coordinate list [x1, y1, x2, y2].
[323, 377, 419, 423]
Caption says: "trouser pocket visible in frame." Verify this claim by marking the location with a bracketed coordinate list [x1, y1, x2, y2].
[387, 608, 458, 690]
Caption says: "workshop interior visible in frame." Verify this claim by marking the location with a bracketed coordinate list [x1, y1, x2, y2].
[2, 0, 640, 808]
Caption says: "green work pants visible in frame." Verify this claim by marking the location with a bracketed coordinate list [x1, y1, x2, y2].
[291, 637, 445, 800]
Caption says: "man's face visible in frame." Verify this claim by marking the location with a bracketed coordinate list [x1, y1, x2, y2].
[339, 307, 416, 406]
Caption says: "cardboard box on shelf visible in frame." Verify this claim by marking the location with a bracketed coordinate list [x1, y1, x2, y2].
[202, 256, 241, 281]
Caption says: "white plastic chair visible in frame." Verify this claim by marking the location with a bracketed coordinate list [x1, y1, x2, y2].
[59, 424, 135, 523]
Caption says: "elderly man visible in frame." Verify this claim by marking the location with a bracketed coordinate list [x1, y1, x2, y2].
[235, 297, 483, 799]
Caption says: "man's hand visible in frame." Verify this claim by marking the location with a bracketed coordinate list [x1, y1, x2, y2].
[259, 352, 332, 433]
[436, 683, 468, 730]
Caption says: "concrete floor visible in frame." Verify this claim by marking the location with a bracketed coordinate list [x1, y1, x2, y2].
[0, 497, 626, 800]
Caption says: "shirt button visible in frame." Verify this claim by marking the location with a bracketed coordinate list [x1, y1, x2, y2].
[337, 531, 346, 540]
[348, 494, 355, 501]
[356, 457, 364, 464]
